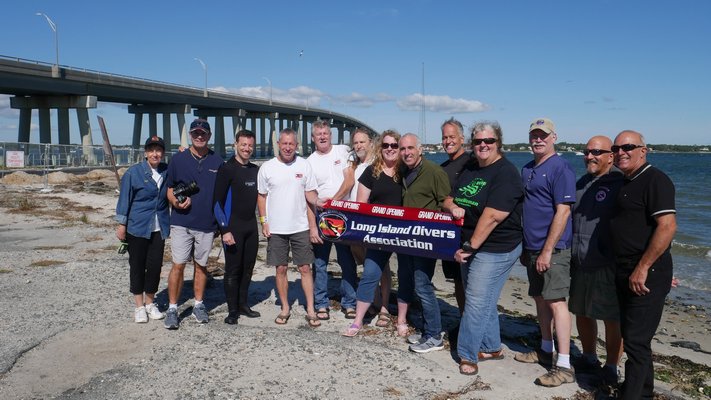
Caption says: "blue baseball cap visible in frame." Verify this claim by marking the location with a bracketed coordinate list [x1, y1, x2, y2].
[190, 119, 211, 134]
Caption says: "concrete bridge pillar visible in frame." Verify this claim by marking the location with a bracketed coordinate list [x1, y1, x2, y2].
[10, 95, 97, 145]
[76, 108, 96, 164]
[128, 104, 191, 149]
[148, 113, 158, 138]
[214, 116, 226, 158]
[162, 113, 172, 151]
[259, 117, 267, 157]
[337, 124, 345, 145]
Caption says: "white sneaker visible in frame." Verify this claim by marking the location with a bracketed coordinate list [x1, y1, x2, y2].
[145, 303, 164, 320]
[134, 306, 148, 323]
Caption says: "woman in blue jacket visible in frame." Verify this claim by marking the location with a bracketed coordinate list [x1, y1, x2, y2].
[115, 136, 170, 323]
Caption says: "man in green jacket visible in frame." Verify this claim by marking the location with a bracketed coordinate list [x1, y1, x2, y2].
[399, 133, 451, 353]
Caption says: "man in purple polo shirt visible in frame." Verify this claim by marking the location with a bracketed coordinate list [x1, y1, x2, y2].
[514, 118, 577, 387]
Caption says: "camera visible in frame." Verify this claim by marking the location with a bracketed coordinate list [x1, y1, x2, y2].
[173, 181, 200, 204]
[117, 241, 129, 254]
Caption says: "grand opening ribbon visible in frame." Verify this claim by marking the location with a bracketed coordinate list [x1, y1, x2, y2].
[317, 200, 463, 261]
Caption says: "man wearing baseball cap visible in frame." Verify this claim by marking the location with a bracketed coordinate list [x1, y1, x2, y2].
[164, 118, 224, 329]
[515, 118, 577, 387]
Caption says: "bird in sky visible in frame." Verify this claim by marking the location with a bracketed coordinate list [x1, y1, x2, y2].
[299, 49, 304, 57]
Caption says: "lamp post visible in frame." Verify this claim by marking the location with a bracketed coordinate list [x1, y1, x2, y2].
[36, 12, 59, 78]
[194, 57, 207, 97]
[262, 77, 272, 105]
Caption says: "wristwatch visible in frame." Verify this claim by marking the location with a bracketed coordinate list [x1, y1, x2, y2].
[462, 241, 477, 253]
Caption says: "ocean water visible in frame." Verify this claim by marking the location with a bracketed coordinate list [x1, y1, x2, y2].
[425, 151, 711, 302]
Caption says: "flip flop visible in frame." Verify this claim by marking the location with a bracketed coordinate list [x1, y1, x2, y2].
[274, 313, 290, 325]
[344, 308, 356, 319]
[305, 314, 321, 328]
[316, 309, 330, 320]
[375, 312, 391, 327]
[459, 360, 479, 376]
[341, 323, 362, 337]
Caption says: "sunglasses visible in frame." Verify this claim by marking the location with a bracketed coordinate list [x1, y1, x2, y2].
[381, 143, 399, 149]
[472, 138, 497, 145]
[611, 144, 644, 153]
[190, 130, 209, 137]
[583, 149, 612, 156]
[529, 131, 551, 140]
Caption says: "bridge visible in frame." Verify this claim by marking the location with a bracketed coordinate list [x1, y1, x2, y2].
[0, 55, 376, 157]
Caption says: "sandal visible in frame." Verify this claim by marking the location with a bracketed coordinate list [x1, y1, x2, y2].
[344, 308, 356, 319]
[396, 323, 409, 337]
[316, 308, 330, 320]
[459, 360, 479, 376]
[305, 314, 322, 328]
[341, 323, 362, 337]
[274, 312, 291, 325]
[478, 349, 505, 361]
[376, 312, 392, 327]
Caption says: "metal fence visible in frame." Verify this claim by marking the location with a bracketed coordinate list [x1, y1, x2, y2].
[0, 142, 152, 169]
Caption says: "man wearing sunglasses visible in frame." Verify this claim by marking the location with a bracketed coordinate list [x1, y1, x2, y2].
[569, 135, 624, 386]
[609, 130, 676, 400]
[515, 118, 576, 387]
[164, 118, 224, 329]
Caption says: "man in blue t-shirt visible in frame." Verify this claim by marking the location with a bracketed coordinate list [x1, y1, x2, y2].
[514, 118, 577, 387]
[163, 119, 224, 329]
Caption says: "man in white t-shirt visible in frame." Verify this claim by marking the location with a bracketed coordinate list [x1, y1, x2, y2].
[257, 128, 322, 327]
[307, 120, 359, 321]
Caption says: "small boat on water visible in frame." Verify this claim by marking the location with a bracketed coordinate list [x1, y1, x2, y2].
[575, 151, 584, 156]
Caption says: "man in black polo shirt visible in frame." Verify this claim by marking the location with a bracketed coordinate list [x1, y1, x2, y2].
[609, 130, 676, 400]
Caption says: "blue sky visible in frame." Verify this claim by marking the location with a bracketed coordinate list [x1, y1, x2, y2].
[1, 0, 709, 145]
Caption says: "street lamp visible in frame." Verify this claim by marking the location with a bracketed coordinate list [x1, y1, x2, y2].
[262, 77, 272, 105]
[193, 57, 207, 97]
[36, 12, 59, 77]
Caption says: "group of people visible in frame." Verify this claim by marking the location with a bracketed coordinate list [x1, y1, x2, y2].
[115, 116, 675, 399]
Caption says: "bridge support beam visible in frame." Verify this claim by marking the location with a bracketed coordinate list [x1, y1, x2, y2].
[10, 95, 97, 145]
[128, 104, 191, 150]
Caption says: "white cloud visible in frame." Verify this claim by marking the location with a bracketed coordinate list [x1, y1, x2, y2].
[0, 94, 19, 117]
[396, 93, 490, 113]
[333, 92, 395, 108]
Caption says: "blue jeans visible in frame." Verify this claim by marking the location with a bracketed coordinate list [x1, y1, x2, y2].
[458, 243, 521, 363]
[400, 254, 440, 338]
[312, 242, 357, 310]
[356, 249, 406, 303]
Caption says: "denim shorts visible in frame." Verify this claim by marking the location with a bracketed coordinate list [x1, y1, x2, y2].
[524, 248, 571, 300]
[170, 225, 215, 266]
[266, 230, 313, 266]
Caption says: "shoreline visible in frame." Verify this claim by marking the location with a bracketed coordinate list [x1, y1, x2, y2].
[0, 175, 709, 399]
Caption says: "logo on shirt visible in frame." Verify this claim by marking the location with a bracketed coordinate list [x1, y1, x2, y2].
[458, 178, 487, 198]
[595, 186, 611, 202]
[245, 181, 256, 187]
[334, 160, 342, 166]
[318, 211, 348, 240]
[295, 173, 303, 179]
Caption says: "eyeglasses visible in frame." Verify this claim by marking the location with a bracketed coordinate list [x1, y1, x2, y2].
[190, 130, 209, 138]
[529, 131, 551, 140]
[472, 138, 497, 145]
[583, 149, 612, 156]
[611, 144, 644, 153]
[381, 143, 399, 149]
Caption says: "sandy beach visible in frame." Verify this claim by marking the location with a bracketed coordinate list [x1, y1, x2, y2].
[0, 170, 709, 399]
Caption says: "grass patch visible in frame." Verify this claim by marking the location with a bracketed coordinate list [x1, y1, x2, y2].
[29, 260, 67, 267]
[0, 269, 11, 274]
[79, 213, 89, 224]
[17, 198, 39, 211]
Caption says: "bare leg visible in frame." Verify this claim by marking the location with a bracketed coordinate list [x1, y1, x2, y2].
[275, 265, 290, 315]
[353, 300, 371, 327]
[549, 298, 571, 356]
[168, 263, 186, 305]
[534, 295, 553, 342]
[576, 315, 598, 355]
[193, 263, 208, 301]
[134, 294, 144, 308]
[144, 293, 155, 305]
[298, 264, 316, 315]
[603, 320, 623, 367]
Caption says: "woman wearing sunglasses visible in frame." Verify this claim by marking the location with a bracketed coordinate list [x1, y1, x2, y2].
[342, 130, 410, 337]
[442, 121, 524, 375]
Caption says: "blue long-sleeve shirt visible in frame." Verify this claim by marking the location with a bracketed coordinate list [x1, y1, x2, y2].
[115, 160, 170, 239]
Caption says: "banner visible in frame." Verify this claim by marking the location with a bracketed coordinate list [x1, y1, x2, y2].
[317, 200, 463, 261]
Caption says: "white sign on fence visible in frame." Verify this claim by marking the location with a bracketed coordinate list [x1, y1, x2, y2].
[6, 151, 25, 168]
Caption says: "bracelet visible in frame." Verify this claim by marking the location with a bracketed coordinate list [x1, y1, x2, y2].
[259, 216, 267, 224]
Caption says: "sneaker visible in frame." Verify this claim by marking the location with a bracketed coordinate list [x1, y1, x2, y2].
[193, 302, 209, 324]
[535, 366, 576, 387]
[514, 349, 554, 367]
[407, 332, 424, 344]
[409, 334, 444, 353]
[164, 308, 179, 329]
[145, 303, 164, 320]
[600, 365, 619, 386]
[134, 306, 148, 323]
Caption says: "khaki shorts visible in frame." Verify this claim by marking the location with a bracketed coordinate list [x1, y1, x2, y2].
[170, 225, 215, 266]
[524, 248, 571, 300]
[267, 231, 313, 266]
[568, 263, 619, 321]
